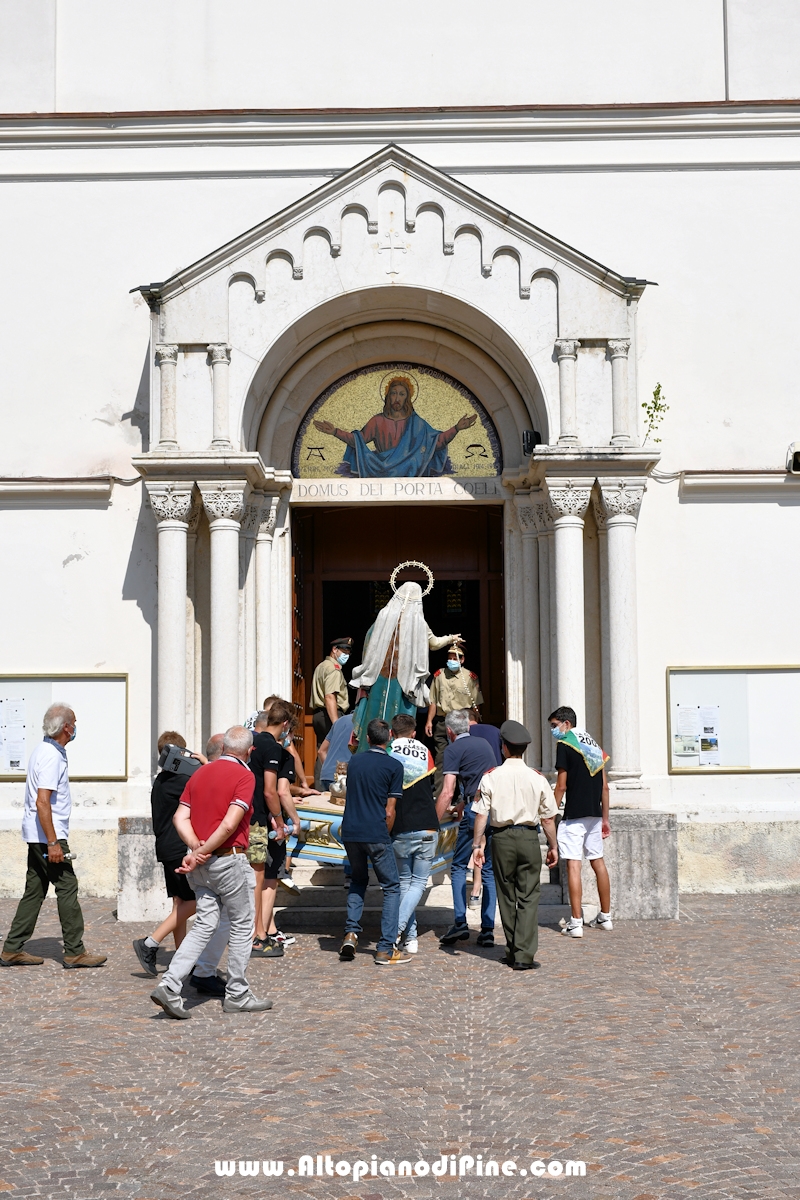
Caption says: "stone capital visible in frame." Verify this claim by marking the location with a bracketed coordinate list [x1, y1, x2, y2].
[532, 501, 554, 534]
[146, 481, 193, 525]
[597, 478, 646, 522]
[208, 343, 231, 365]
[590, 492, 608, 531]
[257, 494, 280, 540]
[155, 344, 179, 366]
[198, 481, 247, 525]
[607, 339, 631, 360]
[544, 478, 592, 520]
[514, 496, 538, 536]
[555, 338, 581, 360]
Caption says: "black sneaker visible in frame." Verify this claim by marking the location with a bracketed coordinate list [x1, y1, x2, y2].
[439, 924, 470, 946]
[476, 931, 495, 948]
[190, 973, 226, 996]
[132, 938, 158, 977]
[259, 935, 284, 958]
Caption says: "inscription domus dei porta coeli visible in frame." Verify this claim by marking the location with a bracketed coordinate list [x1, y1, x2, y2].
[292, 363, 503, 480]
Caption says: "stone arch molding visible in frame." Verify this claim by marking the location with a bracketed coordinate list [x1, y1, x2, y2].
[138, 144, 646, 461]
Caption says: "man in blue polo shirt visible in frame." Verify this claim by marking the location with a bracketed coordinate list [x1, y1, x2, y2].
[339, 718, 411, 966]
[436, 708, 498, 947]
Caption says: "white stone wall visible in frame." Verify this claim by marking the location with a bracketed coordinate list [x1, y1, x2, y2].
[1, 10, 799, 856]
[3, 0, 800, 111]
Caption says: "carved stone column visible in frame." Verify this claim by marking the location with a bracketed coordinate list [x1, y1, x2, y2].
[155, 345, 179, 447]
[608, 339, 632, 445]
[544, 479, 592, 726]
[255, 495, 279, 705]
[208, 343, 232, 448]
[199, 482, 247, 733]
[240, 494, 263, 719]
[534, 500, 554, 767]
[598, 478, 646, 787]
[591, 494, 612, 756]
[185, 497, 202, 749]
[515, 497, 541, 767]
[504, 503, 524, 723]
[146, 482, 193, 736]
[555, 339, 581, 444]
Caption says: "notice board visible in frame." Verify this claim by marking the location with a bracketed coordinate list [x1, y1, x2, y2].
[667, 667, 800, 774]
[0, 675, 128, 781]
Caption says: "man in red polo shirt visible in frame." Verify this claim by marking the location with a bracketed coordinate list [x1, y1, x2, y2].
[150, 726, 273, 1019]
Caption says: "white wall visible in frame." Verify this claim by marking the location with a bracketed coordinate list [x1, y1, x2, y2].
[0, 0, 732, 112]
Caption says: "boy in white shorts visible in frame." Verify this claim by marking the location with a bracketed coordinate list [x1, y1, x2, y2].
[549, 706, 612, 939]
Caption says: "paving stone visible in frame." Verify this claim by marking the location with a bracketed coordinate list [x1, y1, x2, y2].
[0, 895, 798, 1199]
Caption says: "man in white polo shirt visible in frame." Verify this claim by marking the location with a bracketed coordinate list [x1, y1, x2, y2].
[1, 703, 106, 968]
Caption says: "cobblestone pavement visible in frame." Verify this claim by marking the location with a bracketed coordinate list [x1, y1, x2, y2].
[0, 894, 798, 1200]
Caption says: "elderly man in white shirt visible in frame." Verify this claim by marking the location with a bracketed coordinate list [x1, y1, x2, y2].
[1, 703, 106, 968]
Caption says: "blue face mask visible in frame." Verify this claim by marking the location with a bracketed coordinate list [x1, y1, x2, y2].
[338, 653, 350, 666]
[551, 725, 567, 740]
[68, 724, 77, 743]
[446, 660, 461, 672]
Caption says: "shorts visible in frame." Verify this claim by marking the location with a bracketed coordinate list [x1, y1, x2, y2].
[246, 824, 287, 879]
[557, 816, 604, 861]
[162, 859, 196, 902]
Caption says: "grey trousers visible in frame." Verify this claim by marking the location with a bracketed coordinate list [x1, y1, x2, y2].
[161, 854, 255, 1001]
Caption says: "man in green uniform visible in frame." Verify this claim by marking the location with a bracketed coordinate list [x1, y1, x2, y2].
[425, 644, 482, 792]
[472, 720, 559, 971]
[310, 637, 353, 745]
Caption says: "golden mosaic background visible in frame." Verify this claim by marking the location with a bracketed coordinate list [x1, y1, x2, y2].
[293, 363, 502, 479]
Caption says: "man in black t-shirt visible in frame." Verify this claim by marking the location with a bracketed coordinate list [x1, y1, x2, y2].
[550, 705, 612, 939]
[389, 712, 440, 954]
[247, 701, 302, 958]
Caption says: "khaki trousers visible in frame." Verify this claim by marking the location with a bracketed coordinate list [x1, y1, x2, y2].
[490, 825, 542, 966]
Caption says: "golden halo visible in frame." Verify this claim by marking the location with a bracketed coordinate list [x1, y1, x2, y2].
[380, 370, 419, 406]
[390, 560, 435, 597]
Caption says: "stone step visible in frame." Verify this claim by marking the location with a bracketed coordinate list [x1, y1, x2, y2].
[275, 903, 575, 929]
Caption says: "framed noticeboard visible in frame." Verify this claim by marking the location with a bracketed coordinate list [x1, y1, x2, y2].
[0, 675, 128, 781]
[667, 666, 800, 774]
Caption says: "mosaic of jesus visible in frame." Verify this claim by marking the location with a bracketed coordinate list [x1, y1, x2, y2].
[292, 363, 503, 479]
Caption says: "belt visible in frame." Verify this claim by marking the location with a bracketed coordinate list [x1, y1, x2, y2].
[212, 846, 247, 858]
[492, 824, 539, 831]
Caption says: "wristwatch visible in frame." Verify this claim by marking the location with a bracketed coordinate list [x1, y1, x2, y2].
[47, 840, 59, 846]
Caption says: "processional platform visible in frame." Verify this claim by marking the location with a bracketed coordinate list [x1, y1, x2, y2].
[290, 796, 458, 873]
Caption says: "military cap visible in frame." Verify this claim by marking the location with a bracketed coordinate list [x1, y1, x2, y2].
[499, 719, 532, 746]
[331, 636, 354, 649]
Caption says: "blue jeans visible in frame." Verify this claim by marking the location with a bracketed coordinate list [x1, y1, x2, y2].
[451, 811, 496, 933]
[343, 840, 401, 953]
[392, 830, 438, 941]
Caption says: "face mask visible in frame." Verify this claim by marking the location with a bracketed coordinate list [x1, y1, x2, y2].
[338, 653, 350, 666]
[550, 725, 566, 740]
[280, 731, 291, 748]
[446, 660, 461, 672]
[68, 725, 77, 743]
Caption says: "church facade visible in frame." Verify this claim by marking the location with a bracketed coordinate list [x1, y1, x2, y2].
[1, 3, 799, 896]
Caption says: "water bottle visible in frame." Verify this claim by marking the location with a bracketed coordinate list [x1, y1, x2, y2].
[44, 851, 78, 861]
[268, 819, 294, 840]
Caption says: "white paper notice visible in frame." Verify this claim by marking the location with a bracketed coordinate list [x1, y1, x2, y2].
[699, 704, 721, 765]
[677, 706, 700, 737]
[4, 697, 26, 772]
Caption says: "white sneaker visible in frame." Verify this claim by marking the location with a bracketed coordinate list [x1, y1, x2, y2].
[271, 929, 297, 947]
[561, 918, 584, 939]
[401, 938, 419, 954]
[588, 913, 613, 931]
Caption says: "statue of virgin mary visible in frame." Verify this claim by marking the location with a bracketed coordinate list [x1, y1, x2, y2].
[349, 570, 461, 752]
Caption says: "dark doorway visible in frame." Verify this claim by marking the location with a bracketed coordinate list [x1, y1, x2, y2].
[292, 504, 505, 776]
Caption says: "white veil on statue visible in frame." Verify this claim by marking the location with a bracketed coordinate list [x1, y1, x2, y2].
[350, 582, 433, 706]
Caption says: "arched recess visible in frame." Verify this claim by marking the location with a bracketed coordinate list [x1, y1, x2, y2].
[238, 286, 551, 469]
